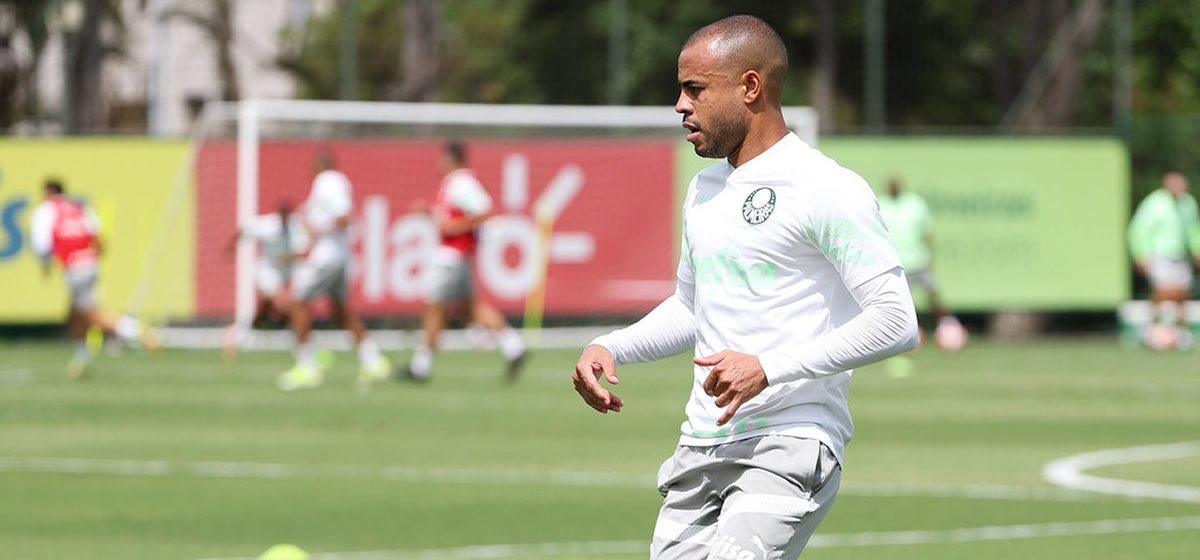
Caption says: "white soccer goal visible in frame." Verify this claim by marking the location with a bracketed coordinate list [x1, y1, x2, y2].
[150, 100, 817, 350]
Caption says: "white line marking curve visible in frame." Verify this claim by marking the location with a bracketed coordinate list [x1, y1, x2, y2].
[1042, 441, 1200, 503]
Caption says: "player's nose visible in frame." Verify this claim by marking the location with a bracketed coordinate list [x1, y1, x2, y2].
[675, 91, 692, 115]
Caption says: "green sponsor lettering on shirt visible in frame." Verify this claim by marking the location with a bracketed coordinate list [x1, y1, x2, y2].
[691, 247, 778, 290]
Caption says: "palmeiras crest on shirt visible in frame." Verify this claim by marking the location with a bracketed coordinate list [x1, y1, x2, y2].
[742, 187, 776, 225]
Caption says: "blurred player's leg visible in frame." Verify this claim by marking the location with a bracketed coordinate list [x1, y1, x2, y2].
[329, 279, 390, 392]
[225, 267, 290, 363]
[280, 301, 322, 390]
[1145, 258, 1192, 350]
[280, 262, 324, 391]
[66, 309, 91, 380]
[470, 298, 527, 382]
[404, 302, 444, 382]
[401, 256, 466, 383]
[909, 268, 967, 352]
[89, 310, 159, 352]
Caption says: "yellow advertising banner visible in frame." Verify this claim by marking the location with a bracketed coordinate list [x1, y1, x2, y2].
[0, 139, 193, 322]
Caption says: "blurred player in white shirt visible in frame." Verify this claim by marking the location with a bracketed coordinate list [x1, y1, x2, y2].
[29, 179, 158, 379]
[221, 200, 308, 361]
[400, 140, 527, 383]
[278, 153, 390, 392]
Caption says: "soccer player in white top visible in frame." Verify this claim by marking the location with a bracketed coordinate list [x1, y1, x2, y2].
[401, 140, 527, 383]
[221, 200, 308, 361]
[571, 16, 919, 559]
[279, 153, 391, 392]
[29, 179, 158, 379]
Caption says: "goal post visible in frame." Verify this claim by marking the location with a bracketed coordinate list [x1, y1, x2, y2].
[163, 99, 817, 349]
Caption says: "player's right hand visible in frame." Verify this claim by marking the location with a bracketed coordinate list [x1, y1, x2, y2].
[572, 345, 624, 414]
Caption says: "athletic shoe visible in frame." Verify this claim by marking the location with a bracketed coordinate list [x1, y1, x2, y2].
[355, 355, 392, 393]
[394, 363, 430, 384]
[277, 364, 323, 391]
[504, 350, 528, 384]
[66, 358, 90, 381]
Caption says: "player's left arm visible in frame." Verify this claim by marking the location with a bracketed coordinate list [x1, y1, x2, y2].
[438, 176, 495, 236]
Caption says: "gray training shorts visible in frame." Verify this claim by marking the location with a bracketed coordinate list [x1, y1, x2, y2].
[291, 260, 347, 303]
[651, 436, 841, 560]
[65, 263, 98, 312]
[424, 257, 473, 304]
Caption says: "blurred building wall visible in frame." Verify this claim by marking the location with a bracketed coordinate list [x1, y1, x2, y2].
[31, 0, 327, 136]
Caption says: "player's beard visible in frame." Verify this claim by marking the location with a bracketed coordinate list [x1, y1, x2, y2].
[692, 110, 748, 159]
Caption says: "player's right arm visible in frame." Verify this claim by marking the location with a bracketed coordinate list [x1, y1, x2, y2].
[573, 182, 701, 413]
[1127, 195, 1156, 273]
[28, 201, 55, 276]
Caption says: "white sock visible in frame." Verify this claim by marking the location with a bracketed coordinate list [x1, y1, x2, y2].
[498, 328, 525, 361]
[114, 316, 142, 343]
[358, 338, 382, 366]
[295, 341, 316, 368]
[410, 345, 433, 378]
[75, 340, 91, 363]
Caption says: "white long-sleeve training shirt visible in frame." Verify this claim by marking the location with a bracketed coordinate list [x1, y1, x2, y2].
[303, 169, 354, 266]
[591, 133, 919, 463]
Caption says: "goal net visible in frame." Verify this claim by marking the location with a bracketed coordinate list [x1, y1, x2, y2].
[149, 100, 817, 349]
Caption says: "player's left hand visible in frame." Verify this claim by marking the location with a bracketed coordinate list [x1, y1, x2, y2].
[696, 350, 769, 426]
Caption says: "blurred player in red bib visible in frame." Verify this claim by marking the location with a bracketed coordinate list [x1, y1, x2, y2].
[29, 179, 158, 379]
[400, 140, 527, 383]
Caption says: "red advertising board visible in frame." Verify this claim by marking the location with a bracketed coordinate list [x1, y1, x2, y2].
[195, 139, 677, 318]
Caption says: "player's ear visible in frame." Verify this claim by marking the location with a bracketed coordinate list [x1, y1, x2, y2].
[740, 70, 764, 104]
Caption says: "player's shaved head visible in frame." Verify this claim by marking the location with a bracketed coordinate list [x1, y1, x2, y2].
[683, 15, 788, 104]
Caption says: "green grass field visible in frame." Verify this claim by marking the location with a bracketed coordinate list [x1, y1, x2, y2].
[1, 338, 1198, 560]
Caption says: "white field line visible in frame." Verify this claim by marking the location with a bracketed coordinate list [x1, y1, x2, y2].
[1042, 441, 1200, 503]
[0, 457, 653, 489]
[196, 516, 1200, 560]
[0, 456, 1106, 501]
[159, 326, 616, 351]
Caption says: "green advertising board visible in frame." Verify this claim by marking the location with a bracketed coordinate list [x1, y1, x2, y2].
[676, 136, 1129, 311]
